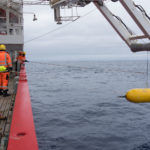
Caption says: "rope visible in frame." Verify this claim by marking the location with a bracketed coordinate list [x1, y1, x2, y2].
[29, 61, 146, 74]
[146, 51, 149, 88]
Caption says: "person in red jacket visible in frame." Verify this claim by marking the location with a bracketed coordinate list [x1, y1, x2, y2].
[0, 44, 12, 97]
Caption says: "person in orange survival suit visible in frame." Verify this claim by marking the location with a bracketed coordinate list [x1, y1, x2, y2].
[17, 51, 26, 64]
[15, 51, 26, 74]
[0, 44, 12, 97]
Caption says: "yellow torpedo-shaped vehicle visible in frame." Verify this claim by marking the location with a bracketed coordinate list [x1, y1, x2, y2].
[126, 88, 150, 103]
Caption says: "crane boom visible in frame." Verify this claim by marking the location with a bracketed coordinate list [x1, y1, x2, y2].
[93, 1, 134, 49]
[50, 0, 150, 52]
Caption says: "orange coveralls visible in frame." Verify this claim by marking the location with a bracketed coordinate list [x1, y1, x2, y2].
[16, 53, 26, 64]
[0, 51, 12, 90]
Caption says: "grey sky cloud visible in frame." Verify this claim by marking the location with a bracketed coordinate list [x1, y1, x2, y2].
[24, 1, 150, 60]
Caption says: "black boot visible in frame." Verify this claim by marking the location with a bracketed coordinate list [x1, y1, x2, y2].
[3, 90, 10, 97]
[0, 115, 7, 120]
[0, 90, 3, 95]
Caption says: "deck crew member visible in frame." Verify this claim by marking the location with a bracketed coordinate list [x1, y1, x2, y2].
[0, 44, 12, 97]
[15, 51, 26, 74]
[17, 51, 26, 64]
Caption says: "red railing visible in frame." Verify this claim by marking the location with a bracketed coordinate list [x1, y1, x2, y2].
[7, 66, 39, 150]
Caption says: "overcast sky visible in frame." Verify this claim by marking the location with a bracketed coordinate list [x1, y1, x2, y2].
[23, 0, 150, 61]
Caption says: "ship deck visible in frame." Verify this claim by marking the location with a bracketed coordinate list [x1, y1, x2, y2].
[0, 74, 17, 150]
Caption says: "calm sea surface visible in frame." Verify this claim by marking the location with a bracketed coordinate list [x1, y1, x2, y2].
[26, 59, 150, 150]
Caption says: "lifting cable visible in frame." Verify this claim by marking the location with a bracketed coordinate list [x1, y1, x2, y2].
[146, 51, 149, 88]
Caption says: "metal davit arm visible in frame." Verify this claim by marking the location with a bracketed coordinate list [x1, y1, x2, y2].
[93, 0, 133, 49]
[50, 0, 150, 52]
[93, 0, 150, 52]
[130, 43, 150, 52]
[119, 0, 150, 38]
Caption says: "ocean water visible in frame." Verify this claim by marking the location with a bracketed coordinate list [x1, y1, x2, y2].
[26, 59, 150, 150]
